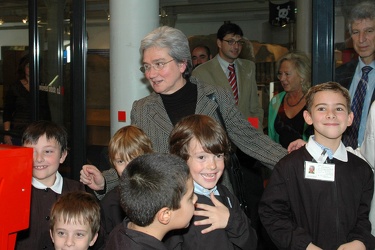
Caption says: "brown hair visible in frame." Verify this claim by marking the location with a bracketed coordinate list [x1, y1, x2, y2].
[50, 191, 100, 238]
[305, 81, 351, 113]
[169, 114, 230, 161]
[108, 125, 153, 166]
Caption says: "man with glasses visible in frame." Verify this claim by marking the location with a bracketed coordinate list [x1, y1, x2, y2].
[192, 22, 272, 249]
[192, 22, 263, 128]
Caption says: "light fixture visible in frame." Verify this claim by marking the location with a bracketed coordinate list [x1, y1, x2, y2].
[0, 19, 4, 25]
[106, 10, 110, 21]
[22, 16, 28, 24]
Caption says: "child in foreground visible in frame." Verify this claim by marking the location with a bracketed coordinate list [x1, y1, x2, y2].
[99, 125, 153, 235]
[259, 82, 375, 249]
[165, 114, 257, 249]
[50, 191, 100, 250]
[16, 120, 85, 250]
[105, 153, 197, 250]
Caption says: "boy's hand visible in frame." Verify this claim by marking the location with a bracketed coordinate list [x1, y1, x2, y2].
[193, 192, 230, 234]
[287, 139, 306, 153]
[337, 240, 365, 250]
[80, 165, 105, 191]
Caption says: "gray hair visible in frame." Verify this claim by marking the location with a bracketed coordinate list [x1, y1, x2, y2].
[277, 50, 312, 94]
[140, 26, 193, 79]
[348, 1, 375, 34]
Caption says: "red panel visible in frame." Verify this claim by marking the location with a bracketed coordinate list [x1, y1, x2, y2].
[118, 111, 126, 122]
[0, 145, 33, 250]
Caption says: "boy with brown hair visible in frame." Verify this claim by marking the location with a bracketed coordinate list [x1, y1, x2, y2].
[50, 191, 100, 250]
[259, 82, 375, 249]
[16, 120, 85, 250]
[165, 114, 257, 249]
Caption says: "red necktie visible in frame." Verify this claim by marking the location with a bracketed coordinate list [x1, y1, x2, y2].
[228, 64, 238, 104]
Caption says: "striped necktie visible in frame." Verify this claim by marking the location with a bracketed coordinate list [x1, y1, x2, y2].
[228, 64, 238, 104]
[344, 66, 373, 148]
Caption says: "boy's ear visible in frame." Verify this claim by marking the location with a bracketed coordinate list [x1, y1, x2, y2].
[89, 232, 99, 247]
[156, 207, 172, 225]
[347, 111, 354, 127]
[303, 110, 313, 125]
[59, 150, 68, 164]
[49, 229, 55, 243]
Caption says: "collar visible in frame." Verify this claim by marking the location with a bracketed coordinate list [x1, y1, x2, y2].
[306, 135, 348, 163]
[32, 171, 63, 194]
[358, 57, 375, 69]
[217, 55, 237, 74]
[194, 181, 219, 197]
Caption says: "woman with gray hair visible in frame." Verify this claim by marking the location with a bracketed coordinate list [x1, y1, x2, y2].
[268, 50, 312, 148]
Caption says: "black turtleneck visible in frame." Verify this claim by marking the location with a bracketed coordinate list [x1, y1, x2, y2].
[160, 81, 197, 126]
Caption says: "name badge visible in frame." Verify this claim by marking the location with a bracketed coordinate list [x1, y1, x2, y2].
[304, 161, 335, 182]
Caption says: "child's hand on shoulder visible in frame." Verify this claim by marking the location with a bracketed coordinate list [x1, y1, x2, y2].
[193, 192, 230, 234]
[337, 240, 365, 250]
[80, 165, 105, 191]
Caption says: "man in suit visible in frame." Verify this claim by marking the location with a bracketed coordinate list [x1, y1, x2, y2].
[192, 22, 274, 249]
[335, 1, 375, 149]
[192, 22, 263, 130]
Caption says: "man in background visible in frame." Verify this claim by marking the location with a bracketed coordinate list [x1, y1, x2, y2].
[335, 1, 375, 149]
[192, 45, 212, 68]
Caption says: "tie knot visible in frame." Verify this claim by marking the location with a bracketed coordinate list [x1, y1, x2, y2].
[362, 66, 373, 75]
[228, 64, 235, 72]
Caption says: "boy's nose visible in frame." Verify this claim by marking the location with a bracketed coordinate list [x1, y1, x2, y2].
[65, 236, 75, 247]
[35, 152, 44, 162]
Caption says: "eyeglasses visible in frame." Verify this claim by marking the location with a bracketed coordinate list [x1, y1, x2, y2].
[140, 59, 174, 73]
[222, 39, 245, 46]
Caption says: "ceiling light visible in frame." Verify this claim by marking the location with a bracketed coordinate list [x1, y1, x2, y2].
[22, 16, 28, 24]
[0, 19, 4, 25]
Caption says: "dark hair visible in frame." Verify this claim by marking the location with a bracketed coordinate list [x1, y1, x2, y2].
[140, 26, 193, 79]
[169, 114, 231, 162]
[192, 45, 211, 58]
[119, 153, 190, 227]
[22, 120, 68, 154]
[50, 191, 100, 237]
[305, 81, 351, 113]
[348, 1, 375, 33]
[217, 22, 244, 40]
[17, 54, 29, 80]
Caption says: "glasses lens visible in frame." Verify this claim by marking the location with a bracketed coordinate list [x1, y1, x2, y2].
[140, 66, 146, 73]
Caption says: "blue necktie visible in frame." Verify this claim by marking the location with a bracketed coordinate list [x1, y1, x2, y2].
[345, 66, 373, 148]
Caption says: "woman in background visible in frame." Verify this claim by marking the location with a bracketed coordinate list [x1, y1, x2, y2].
[268, 51, 312, 148]
[3, 54, 50, 145]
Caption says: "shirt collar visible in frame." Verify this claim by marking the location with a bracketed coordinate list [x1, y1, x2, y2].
[306, 135, 348, 163]
[194, 181, 219, 197]
[217, 54, 237, 74]
[32, 171, 63, 194]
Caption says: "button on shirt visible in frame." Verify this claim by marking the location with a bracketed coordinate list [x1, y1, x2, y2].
[349, 59, 375, 146]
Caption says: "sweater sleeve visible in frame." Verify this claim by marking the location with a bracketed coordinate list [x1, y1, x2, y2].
[215, 87, 287, 169]
[94, 168, 119, 200]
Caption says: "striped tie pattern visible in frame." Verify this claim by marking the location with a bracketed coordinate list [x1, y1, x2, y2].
[344, 66, 373, 148]
[228, 64, 238, 104]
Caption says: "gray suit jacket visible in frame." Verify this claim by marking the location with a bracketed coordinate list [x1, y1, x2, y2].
[192, 55, 263, 129]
